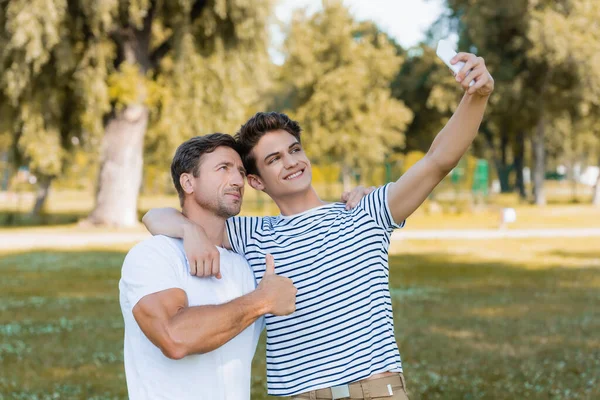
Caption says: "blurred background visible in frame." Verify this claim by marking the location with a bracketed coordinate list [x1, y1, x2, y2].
[1, 0, 599, 399]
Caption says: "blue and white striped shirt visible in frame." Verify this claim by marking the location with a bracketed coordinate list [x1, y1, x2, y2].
[226, 184, 405, 396]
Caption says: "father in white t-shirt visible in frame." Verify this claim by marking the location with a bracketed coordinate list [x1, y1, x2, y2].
[119, 133, 297, 400]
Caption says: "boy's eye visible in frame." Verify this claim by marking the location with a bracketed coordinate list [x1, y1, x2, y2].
[269, 156, 280, 164]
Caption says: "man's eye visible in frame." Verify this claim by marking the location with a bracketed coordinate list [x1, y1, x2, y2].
[269, 157, 279, 164]
[291, 148, 299, 153]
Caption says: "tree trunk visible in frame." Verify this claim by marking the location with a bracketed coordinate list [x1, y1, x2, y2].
[532, 115, 546, 206]
[1, 151, 9, 191]
[593, 155, 600, 206]
[570, 162, 578, 202]
[514, 131, 526, 200]
[86, 9, 155, 227]
[342, 165, 353, 192]
[86, 105, 148, 227]
[31, 176, 53, 216]
[482, 126, 511, 193]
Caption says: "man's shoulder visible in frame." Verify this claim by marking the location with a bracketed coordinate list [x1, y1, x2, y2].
[218, 247, 256, 285]
[218, 246, 250, 265]
[125, 235, 185, 264]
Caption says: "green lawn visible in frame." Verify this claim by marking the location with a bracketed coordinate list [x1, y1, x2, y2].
[1, 239, 599, 399]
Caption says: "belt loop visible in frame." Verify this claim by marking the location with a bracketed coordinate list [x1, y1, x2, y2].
[400, 373, 407, 390]
[360, 380, 371, 400]
[309, 390, 317, 400]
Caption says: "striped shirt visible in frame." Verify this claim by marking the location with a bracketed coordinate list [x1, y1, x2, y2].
[226, 184, 405, 396]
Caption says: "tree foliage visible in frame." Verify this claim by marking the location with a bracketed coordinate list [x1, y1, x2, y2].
[433, 0, 600, 204]
[0, 0, 274, 222]
[275, 0, 412, 182]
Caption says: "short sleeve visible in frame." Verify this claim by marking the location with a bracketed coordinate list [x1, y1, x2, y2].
[225, 216, 261, 256]
[357, 183, 406, 233]
[120, 237, 185, 309]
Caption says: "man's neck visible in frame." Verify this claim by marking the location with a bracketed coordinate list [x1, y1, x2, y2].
[274, 186, 326, 216]
[181, 204, 227, 247]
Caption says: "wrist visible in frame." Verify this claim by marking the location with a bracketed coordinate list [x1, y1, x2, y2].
[248, 288, 271, 316]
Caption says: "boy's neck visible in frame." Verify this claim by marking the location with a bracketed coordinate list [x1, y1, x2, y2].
[274, 186, 327, 216]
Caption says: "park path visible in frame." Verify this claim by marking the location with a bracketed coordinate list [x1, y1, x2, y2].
[1, 228, 600, 251]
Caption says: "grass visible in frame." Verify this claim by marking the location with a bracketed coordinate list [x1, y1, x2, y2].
[1, 238, 598, 399]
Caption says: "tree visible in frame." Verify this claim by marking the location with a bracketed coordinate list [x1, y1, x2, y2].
[275, 0, 412, 190]
[437, 0, 600, 205]
[391, 44, 462, 156]
[527, 0, 600, 204]
[0, 0, 273, 226]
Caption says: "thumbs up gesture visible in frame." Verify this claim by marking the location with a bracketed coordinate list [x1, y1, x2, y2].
[257, 254, 297, 316]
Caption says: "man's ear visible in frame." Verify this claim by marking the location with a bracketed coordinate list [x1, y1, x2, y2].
[180, 173, 195, 195]
[247, 174, 265, 191]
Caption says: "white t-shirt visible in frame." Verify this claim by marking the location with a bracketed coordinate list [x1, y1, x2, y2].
[119, 235, 263, 400]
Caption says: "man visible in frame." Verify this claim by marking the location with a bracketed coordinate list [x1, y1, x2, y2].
[143, 52, 494, 399]
[119, 133, 298, 400]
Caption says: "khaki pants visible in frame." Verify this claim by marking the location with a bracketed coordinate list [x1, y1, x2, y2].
[291, 373, 409, 400]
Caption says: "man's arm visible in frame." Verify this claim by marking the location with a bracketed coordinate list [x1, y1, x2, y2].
[142, 208, 229, 277]
[132, 254, 296, 359]
[142, 185, 378, 277]
[134, 288, 265, 359]
[388, 52, 494, 224]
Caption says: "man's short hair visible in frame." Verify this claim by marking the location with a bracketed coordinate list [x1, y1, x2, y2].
[235, 112, 302, 176]
[171, 133, 238, 206]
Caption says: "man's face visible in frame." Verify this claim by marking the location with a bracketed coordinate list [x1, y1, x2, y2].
[187, 146, 246, 218]
[248, 129, 312, 198]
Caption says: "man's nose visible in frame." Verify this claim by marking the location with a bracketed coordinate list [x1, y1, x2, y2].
[230, 170, 245, 187]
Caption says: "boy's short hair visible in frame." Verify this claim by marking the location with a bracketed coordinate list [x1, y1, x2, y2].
[235, 112, 302, 176]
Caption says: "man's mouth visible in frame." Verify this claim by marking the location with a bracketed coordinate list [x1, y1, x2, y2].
[225, 192, 241, 199]
[284, 169, 304, 180]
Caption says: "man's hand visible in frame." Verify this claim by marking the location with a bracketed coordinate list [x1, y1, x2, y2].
[451, 53, 494, 96]
[256, 254, 297, 316]
[341, 185, 377, 210]
[183, 223, 221, 279]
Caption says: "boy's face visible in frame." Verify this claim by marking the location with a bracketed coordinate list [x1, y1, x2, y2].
[184, 146, 246, 218]
[247, 129, 312, 198]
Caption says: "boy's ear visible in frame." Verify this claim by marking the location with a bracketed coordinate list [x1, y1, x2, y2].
[247, 174, 265, 191]
[180, 173, 195, 195]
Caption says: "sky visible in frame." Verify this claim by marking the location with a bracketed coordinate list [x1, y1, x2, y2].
[271, 0, 446, 62]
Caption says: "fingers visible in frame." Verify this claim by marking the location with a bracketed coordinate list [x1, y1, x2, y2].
[203, 258, 212, 278]
[345, 186, 376, 210]
[190, 259, 198, 276]
[211, 257, 221, 280]
[188, 249, 221, 278]
[341, 191, 350, 202]
[344, 186, 364, 210]
[455, 55, 480, 83]
[450, 52, 472, 66]
[462, 61, 485, 90]
[467, 69, 489, 94]
[344, 192, 357, 210]
[264, 253, 275, 276]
